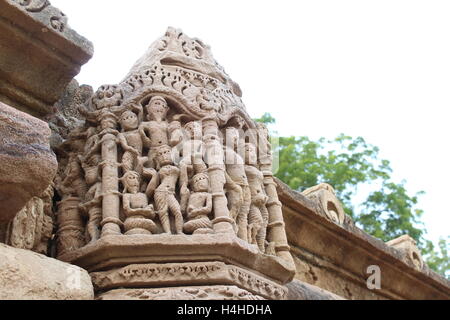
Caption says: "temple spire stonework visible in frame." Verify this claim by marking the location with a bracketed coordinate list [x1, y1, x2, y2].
[55, 27, 295, 300]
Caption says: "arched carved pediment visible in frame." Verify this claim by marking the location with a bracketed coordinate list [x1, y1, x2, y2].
[121, 62, 252, 128]
[122, 86, 255, 130]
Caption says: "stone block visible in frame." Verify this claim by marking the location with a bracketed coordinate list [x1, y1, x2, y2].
[0, 243, 94, 300]
[0, 0, 93, 117]
[0, 101, 57, 222]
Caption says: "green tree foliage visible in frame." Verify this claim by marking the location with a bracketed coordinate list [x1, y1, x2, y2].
[425, 237, 450, 278]
[255, 113, 449, 278]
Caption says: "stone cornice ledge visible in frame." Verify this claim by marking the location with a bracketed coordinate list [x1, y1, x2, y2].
[0, 0, 93, 116]
[58, 233, 296, 285]
[1, 0, 93, 64]
[276, 177, 450, 300]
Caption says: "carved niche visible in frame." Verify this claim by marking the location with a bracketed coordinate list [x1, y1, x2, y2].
[55, 27, 295, 299]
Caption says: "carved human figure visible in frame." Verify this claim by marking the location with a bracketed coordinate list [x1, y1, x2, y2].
[117, 106, 144, 172]
[92, 85, 123, 111]
[244, 143, 269, 253]
[256, 122, 272, 167]
[79, 113, 119, 166]
[176, 121, 207, 213]
[121, 171, 157, 235]
[79, 153, 102, 243]
[146, 145, 185, 234]
[56, 152, 87, 200]
[5, 184, 54, 255]
[55, 153, 86, 255]
[223, 127, 251, 241]
[139, 96, 182, 169]
[180, 121, 207, 174]
[35, 185, 54, 254]
[183, 173, 213, 234]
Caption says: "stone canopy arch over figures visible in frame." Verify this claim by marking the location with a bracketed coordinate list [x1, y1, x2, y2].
[55, 27, 295, 300]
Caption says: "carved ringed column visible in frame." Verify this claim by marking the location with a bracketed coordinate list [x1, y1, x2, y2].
[202, 117, 235, 234]
[260, 164, 294, 265]
[100, 133, 122, 237]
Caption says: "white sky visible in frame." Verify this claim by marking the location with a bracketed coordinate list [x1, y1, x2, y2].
[51, 0, 449, 245]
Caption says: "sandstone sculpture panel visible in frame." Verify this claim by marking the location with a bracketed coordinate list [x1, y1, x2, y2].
[55, 28, 292, 259]
[54, 27, 295, 299]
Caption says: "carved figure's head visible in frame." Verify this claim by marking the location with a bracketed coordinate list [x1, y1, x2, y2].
[155, 145, 174, 166]
[228, 115, 245, 130]
[146, 96, 168, 121]
[192, 172, 209, 192]
[121, 171, 140, 194]
[120, 110, 139, 131]
[184, 121, 202, 140]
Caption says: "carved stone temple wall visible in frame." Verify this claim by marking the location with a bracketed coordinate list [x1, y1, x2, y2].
[53, 27, 295, 300]
[0, 1, 449, 300]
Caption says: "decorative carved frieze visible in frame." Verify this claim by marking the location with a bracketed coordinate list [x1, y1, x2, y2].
[97, 285, 264, 300]
[91, 262, 287, 300]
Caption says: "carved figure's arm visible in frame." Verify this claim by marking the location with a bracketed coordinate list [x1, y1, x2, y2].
[189, 193, 213, 218]
[145, 169, 159, 198]
[179, 163, 190, 214]
[139, 124, 152, 147]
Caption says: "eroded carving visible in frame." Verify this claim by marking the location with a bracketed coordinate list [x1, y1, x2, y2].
[302, 183, 346, 225]
[4, 184, 54, 255]
[97, 286, 264, 300]
[13, 0, 67, 32]
[386, 235, 424, 271]
[14, 0, 49, 12]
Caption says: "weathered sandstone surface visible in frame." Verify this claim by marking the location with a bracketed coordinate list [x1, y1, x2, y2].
[0, 102, 57, 222]
[0, 243, 93, 300]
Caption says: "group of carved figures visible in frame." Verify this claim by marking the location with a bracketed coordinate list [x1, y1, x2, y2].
[56, 88, 274, 255]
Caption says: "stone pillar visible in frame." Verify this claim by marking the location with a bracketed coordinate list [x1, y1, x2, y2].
[257, 125, 294, 266]
[202, 117, 235, 234]
[261, 166, 294, 265]
[100, 133, 122, 237]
